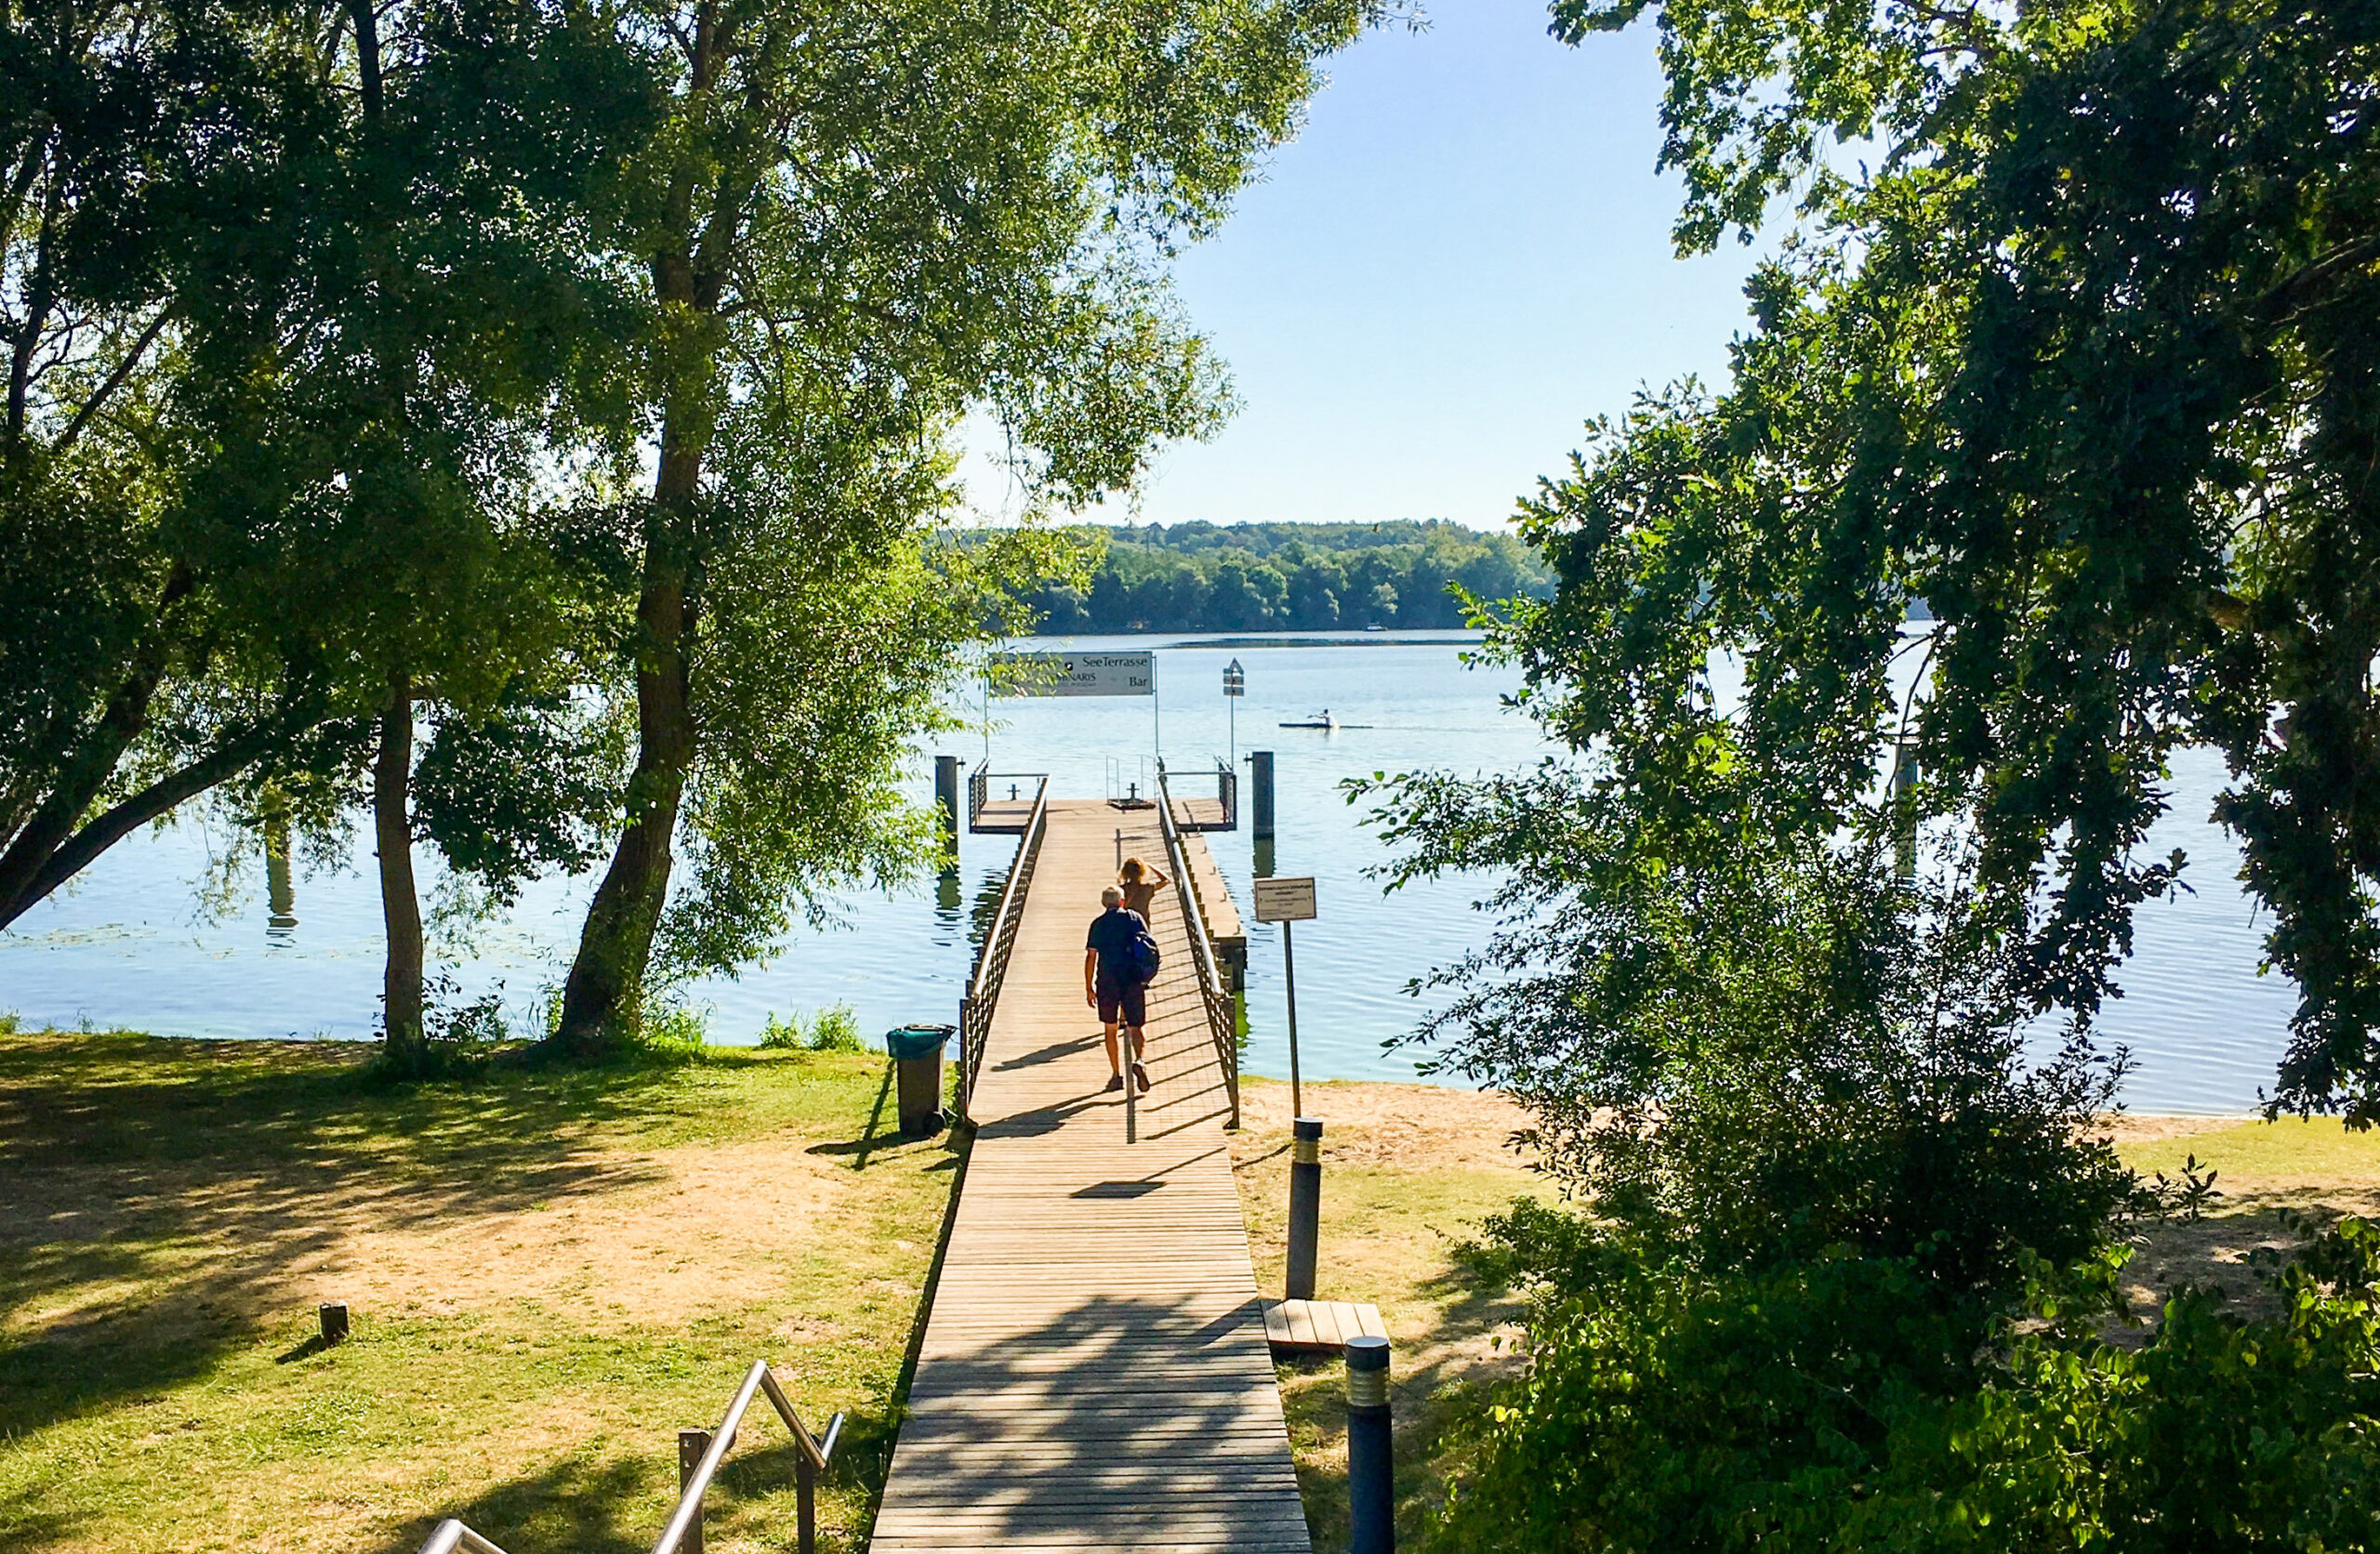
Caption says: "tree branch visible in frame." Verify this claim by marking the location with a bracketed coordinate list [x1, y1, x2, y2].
[53, 308, 171, 456]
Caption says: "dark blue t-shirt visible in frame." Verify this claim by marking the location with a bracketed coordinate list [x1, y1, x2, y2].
[1086, 906, 1147, 983]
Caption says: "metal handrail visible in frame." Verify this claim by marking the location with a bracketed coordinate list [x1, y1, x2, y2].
[959, 774, 1050, 1113]
[967, 763, 1048, 831]
[1157, 761, 1240, 1126]
[417, 1526, 510, 1554]
[414, 1360, 843, 1554]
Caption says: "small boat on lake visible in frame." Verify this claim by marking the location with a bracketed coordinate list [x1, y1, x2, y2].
[1277, 708, 1370, 731]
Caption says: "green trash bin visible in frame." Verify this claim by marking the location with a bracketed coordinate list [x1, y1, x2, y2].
[885, 1024, 954, 1134]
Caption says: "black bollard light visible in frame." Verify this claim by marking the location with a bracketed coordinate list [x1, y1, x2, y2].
[1287, 1116, 1322, 1299]
[1346, 1334, 1394, 1554]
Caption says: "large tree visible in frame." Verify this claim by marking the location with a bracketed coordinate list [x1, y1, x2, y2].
[0, 0, 310, 931]
[544, 0, 1393, 1054]
[1479, 0, 2380, 1117]
[0, 0, 644, 1024]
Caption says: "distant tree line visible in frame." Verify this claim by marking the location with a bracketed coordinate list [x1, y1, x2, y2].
[1023, 520, 1551, 634]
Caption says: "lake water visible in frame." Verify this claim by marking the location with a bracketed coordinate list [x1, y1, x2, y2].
[0, 632, 2299, 1113]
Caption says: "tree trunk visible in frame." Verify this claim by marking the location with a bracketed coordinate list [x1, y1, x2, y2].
[550, 437, 702, 1058]
[376, 671, 427, 1065]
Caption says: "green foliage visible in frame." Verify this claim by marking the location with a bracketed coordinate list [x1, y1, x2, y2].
[1360, 759, 2133, 1291]
[1854, 1222, 2380, 1551]
[548, 0, 1405, 1052]
[805, 1005, 864, 1053]
[1024, 520, 1551, 633]
[365, 976, 509, 1083]
[757, 1005, 863, 1053]
[1443, 1221, 2380, 1552]
[1516, 0, 2380, 1118]
[409, 689, 629, 909]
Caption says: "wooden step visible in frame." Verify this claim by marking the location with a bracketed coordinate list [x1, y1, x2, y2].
[1260, 1298, 1389, 1354]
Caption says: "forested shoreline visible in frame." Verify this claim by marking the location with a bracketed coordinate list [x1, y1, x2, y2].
[1023, 520, 1552, 634]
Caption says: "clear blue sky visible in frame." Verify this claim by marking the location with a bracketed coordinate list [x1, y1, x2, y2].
[968, 1, 1765, 531]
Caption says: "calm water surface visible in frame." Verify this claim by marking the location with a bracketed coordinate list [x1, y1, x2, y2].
[0, 633, 2297, 1113]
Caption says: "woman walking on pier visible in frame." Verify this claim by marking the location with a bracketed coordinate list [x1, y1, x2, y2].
[1117, 855, 1168, 920]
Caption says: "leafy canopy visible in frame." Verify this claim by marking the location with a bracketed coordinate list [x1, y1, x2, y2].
[1514, 0, 2380, 1118]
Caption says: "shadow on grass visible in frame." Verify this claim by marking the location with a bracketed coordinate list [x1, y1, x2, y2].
[0, 1031, 715, 1442]
[402, 1422, 903, 1554]
[393, 1447, 659, 1554]
[805, 1060, 898, 1168]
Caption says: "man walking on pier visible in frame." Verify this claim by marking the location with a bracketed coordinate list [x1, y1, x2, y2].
[1086, 885, 1154, 1094]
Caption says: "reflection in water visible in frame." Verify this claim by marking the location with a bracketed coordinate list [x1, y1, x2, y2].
[263, 795, 298, 940]
[971, 873, 1008, 945]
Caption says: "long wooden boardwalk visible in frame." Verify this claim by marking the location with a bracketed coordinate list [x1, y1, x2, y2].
[871, 801, 1308, 1553]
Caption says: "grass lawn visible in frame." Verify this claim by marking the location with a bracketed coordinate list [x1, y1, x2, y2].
[1228, 1077, 1541, 1554]
[2109, 1112, 2380, 1323]
[0, 1026, 959, 1554]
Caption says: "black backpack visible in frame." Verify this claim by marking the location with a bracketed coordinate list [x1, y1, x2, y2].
[1124, 918, 1162, 985]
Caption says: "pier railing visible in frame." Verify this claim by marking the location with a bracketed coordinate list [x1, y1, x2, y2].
[1160, 758, 1238, 831]
[416, 1360, 843, 1554]
[1157, 762, 1240, 1126]
[968, 764, 1050, 832]
[959, 775, 1049, 1114]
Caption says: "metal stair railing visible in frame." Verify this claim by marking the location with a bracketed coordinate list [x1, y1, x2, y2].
[959, 774, 1050, 1114]
[414, 1359, 844, 1554]
[1157, 761, 1241, 1127]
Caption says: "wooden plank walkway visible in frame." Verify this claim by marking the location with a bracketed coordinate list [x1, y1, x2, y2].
[873, 801, 1308, 1553]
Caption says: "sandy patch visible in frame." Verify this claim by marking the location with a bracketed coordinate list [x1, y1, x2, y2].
[1239, 1079, 1538, 1173]
[315, 1139, 846, 1322]
[2, 1137, 852, 1338]
[2092, 1113, 2263, 1143]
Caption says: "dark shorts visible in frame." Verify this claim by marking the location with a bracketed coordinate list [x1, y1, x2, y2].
[1097, 976, 1146, 1028]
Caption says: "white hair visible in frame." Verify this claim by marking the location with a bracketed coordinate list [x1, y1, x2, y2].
[1101, 885, 1123, 906]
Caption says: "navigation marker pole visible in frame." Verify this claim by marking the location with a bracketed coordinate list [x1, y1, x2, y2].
[1223, 658, 1246, 769]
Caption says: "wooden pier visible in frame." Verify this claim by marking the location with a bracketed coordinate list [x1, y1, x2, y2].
[872, 800, 1308, 1553]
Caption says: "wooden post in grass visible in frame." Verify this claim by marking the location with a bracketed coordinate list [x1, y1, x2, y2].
[797, 1446, 819, 1554]
[678, 1429, 710, 1554]
[318, 1303, 349, 1345]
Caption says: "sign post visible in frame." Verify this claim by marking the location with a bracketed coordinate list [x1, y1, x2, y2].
[1223, 657, 1245, 767]
[1254, 875, 1321, 1299]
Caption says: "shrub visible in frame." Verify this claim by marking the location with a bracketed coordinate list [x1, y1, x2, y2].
[804, 1004, 864, 1052]
[1440, 1222, 2380, 1552]
[368, 977, 507, 1081]
[757, 1005, 864, 1053]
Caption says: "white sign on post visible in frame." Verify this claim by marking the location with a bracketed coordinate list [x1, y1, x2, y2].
[1252, 876, 1317, 923]
[990, 651, 1154, 697]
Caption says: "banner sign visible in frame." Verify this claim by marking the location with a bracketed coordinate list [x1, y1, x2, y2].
[990, 651, 1154, 698]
